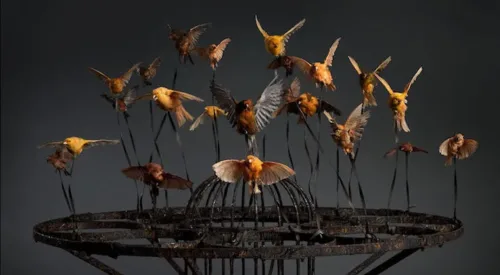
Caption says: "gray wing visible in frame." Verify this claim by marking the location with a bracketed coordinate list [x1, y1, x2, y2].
[210, 82, 238, 125]
[254, 72, 284, 131]
[124, 85, 139, 106]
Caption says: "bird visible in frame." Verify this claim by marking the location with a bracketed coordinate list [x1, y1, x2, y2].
[135, 87, 204, 127]
[38, 137, 120, 157]
[267, 55, 295, 77]
[122, 162, 192, 190]
[289, 38, 341, 91]
[137, 57, 162, 86]
[210, 72, 283, 154]
[100, 85, 138, 119]
[193, 38, 231, 70]
[374, 67, 423, 133]
[347, 56, 392, 107]
[89, 63, 142, 96]
[212, 155, 295, 195]
[384, 142, 428, 157]
[189, 106, 228, 131]
[439, 133, 478, 166]
[323, 103, 370, 158]
[254, 16, 306, 58]
[274, 77, 342, 123]
[167, 23, 211, 64]
[46, 147, 73, 176]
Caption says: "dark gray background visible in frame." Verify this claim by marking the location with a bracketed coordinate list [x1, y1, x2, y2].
[1, 0, 498, 274]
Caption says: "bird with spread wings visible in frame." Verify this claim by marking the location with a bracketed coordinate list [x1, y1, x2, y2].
[193, 38, 231, 70]
[348, 56, 392, 108]
[167, 23, 211, 64]
[89, 63, 141, 96]
[254, 16, 306, 58]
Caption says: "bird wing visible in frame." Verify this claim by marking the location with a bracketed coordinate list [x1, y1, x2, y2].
[212, 159, 245, 183]
[281, 18, 306, 43]
[100, 93, 115, 105]
[57, 147, 74, 161]
[324, 37, 341, 67]
[148, 57, 162, 70]
[120, 63, 142, 85]
[383, 147, 398, 158]
[322, 110, 338, 126]
[189, 112, 207, 131]
[457, 139, 478, 160]
[254, 73, 284, 131]
[38, 141, 64, 149]
[403, 67, 423, 96]
[259, 161, 295, 185]
[134, 93, 153, 102]
[320, 100, 342, 116]
[347, 56, 362, 75]
[254, 15, 269, 38]
[159, 173, 192, 190]
[411, 145, 428, 154]
[123, 85, 139, 106]
[122, 166, 148, 182]
[344, 103, 371, 143]
[83, 139, 120, 149]
[88, 67, 111, 82]
[289, 77, 301, 98]
[439, 137, 452, 156]
[373, 56, 392, 74]
[373, 73, 394, 95]
[288, 56, 312, 76]
[186, 23, 211, 48]
[213, 38, 231, 62]
[170, 90, 204, 102]
[210, 82, 238, 125]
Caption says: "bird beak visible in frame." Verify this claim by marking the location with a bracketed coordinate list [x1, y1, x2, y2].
[404, 99, 408, 104]
[152, 95, 158, 101]
[63, 141, 67, 145]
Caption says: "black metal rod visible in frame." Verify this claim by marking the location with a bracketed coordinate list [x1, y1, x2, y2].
[453, 157, 458, 220]
[365, 249, 419, 275]
[405, 152, 410, 212]
[65, 250, 123, 275]
[347, 250, 387, 275]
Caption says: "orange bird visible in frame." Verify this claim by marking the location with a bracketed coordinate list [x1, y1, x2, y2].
[323, 103, 370, 158]
[347, 56, 392, 107]
[46, 148, 73, 176]
[439, 133, 478, 166]
[374, 67, 422, 133]
[193, 38, 231, 70]
[267, 55, 295, 77]
[89, 63, 141, 96]
[210, 73, 283, 153]
[189, 106, 228, 131]
[100, 85, 138, 119]
[167, 23, 211, 64]
[135, 87, 204, 127]
[212, 155, 295, 194]
[289, 37, 341, 91]
[274, 77, 342, 123]
[137, 57, 161, 86]
[254, 16, 306, 58]
[384, 142, 428, 157]
[122, 162, 193, 190]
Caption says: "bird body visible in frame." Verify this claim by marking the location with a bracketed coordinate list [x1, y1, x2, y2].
[46, 148, 73, 175]
[439, 133, 478, 165]
[374, 67, 423, 133]
[138, 57, 161, 86]
[348, 56, 392, 107]
[384, 142, 428, 157]
[89, 63, 141, 96]
[194, 38, 231, 69]
[38, 137, 120, 157]
[255, 16, 306, 57]
[212, 155, 295, 194]
[267, 56, 295, 76]
[189, 106, 227, 131]
[122, 162, 192, 190]
[101, 85, 138, 118]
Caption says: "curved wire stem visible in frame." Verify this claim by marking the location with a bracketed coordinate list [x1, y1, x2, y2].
[386, 150, 399, 223]
[58, 170, 73, 215]
[336, 147, 341, 210]
[405, 152, 411, 212]
[285, 113, 297, 182]
[304, 127, 315, 206]
[453, 157, 458, 220]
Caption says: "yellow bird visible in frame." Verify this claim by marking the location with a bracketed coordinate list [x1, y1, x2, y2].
[89, 63, 142, 96]
[38, 137, 120, 157]
[255, 15, 306, 57]
[374, 67, 423, 133]
[189, 106, 228, 131]
[347, 56, 392, 107]
[439, 133, 478, 166]
[212, 155, 295, 195]
[136, 87, 204, 127]
[289, 38, 341, 91]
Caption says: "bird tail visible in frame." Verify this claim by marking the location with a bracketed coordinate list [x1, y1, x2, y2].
[248, 181, 262, 195]
[174, 105, 193, 128]
[445, 156, 453, 166]
[246, 134, 259, 157]
[327, 82, 336, 91]
[364, 91, 377, 107]
[395, 115, 410, 132]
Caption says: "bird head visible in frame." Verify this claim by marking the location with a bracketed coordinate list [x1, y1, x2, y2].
[146, 163, 164, 182]
[62, 138, 74, 145]
[242, 99, 253, 111]
[209, 44, 217, 51]
[400, 142, 413, 152]
[245, 155, 260, 166]
[454, 133, 464, 142]
[152, 89, 162, 101]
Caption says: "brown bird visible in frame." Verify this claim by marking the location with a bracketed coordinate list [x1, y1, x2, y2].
[289, 37, 341, 91]
[347, 56, 392, 107]
[100, 85, 138, 119]
[46, 148, 73, 176]
[323, 103, 370, 158]
[167, 23, 211, 64]
[89, 63, 142, 96]
[210, 73, 283, 154]
[384, 142, 428, 157]
[274, 77, 342, 123]
[135, 87, 204, 127]
[267, 55, 295, 77]
[137, 57, 161, 86]
[189, 106, 228, 131]
[212, 155, 295, 194]
[374, 67, 423, 134]
[193, 38, 231, 70]
[122, 162, 192, 190]
[439, 133, 478, 166]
